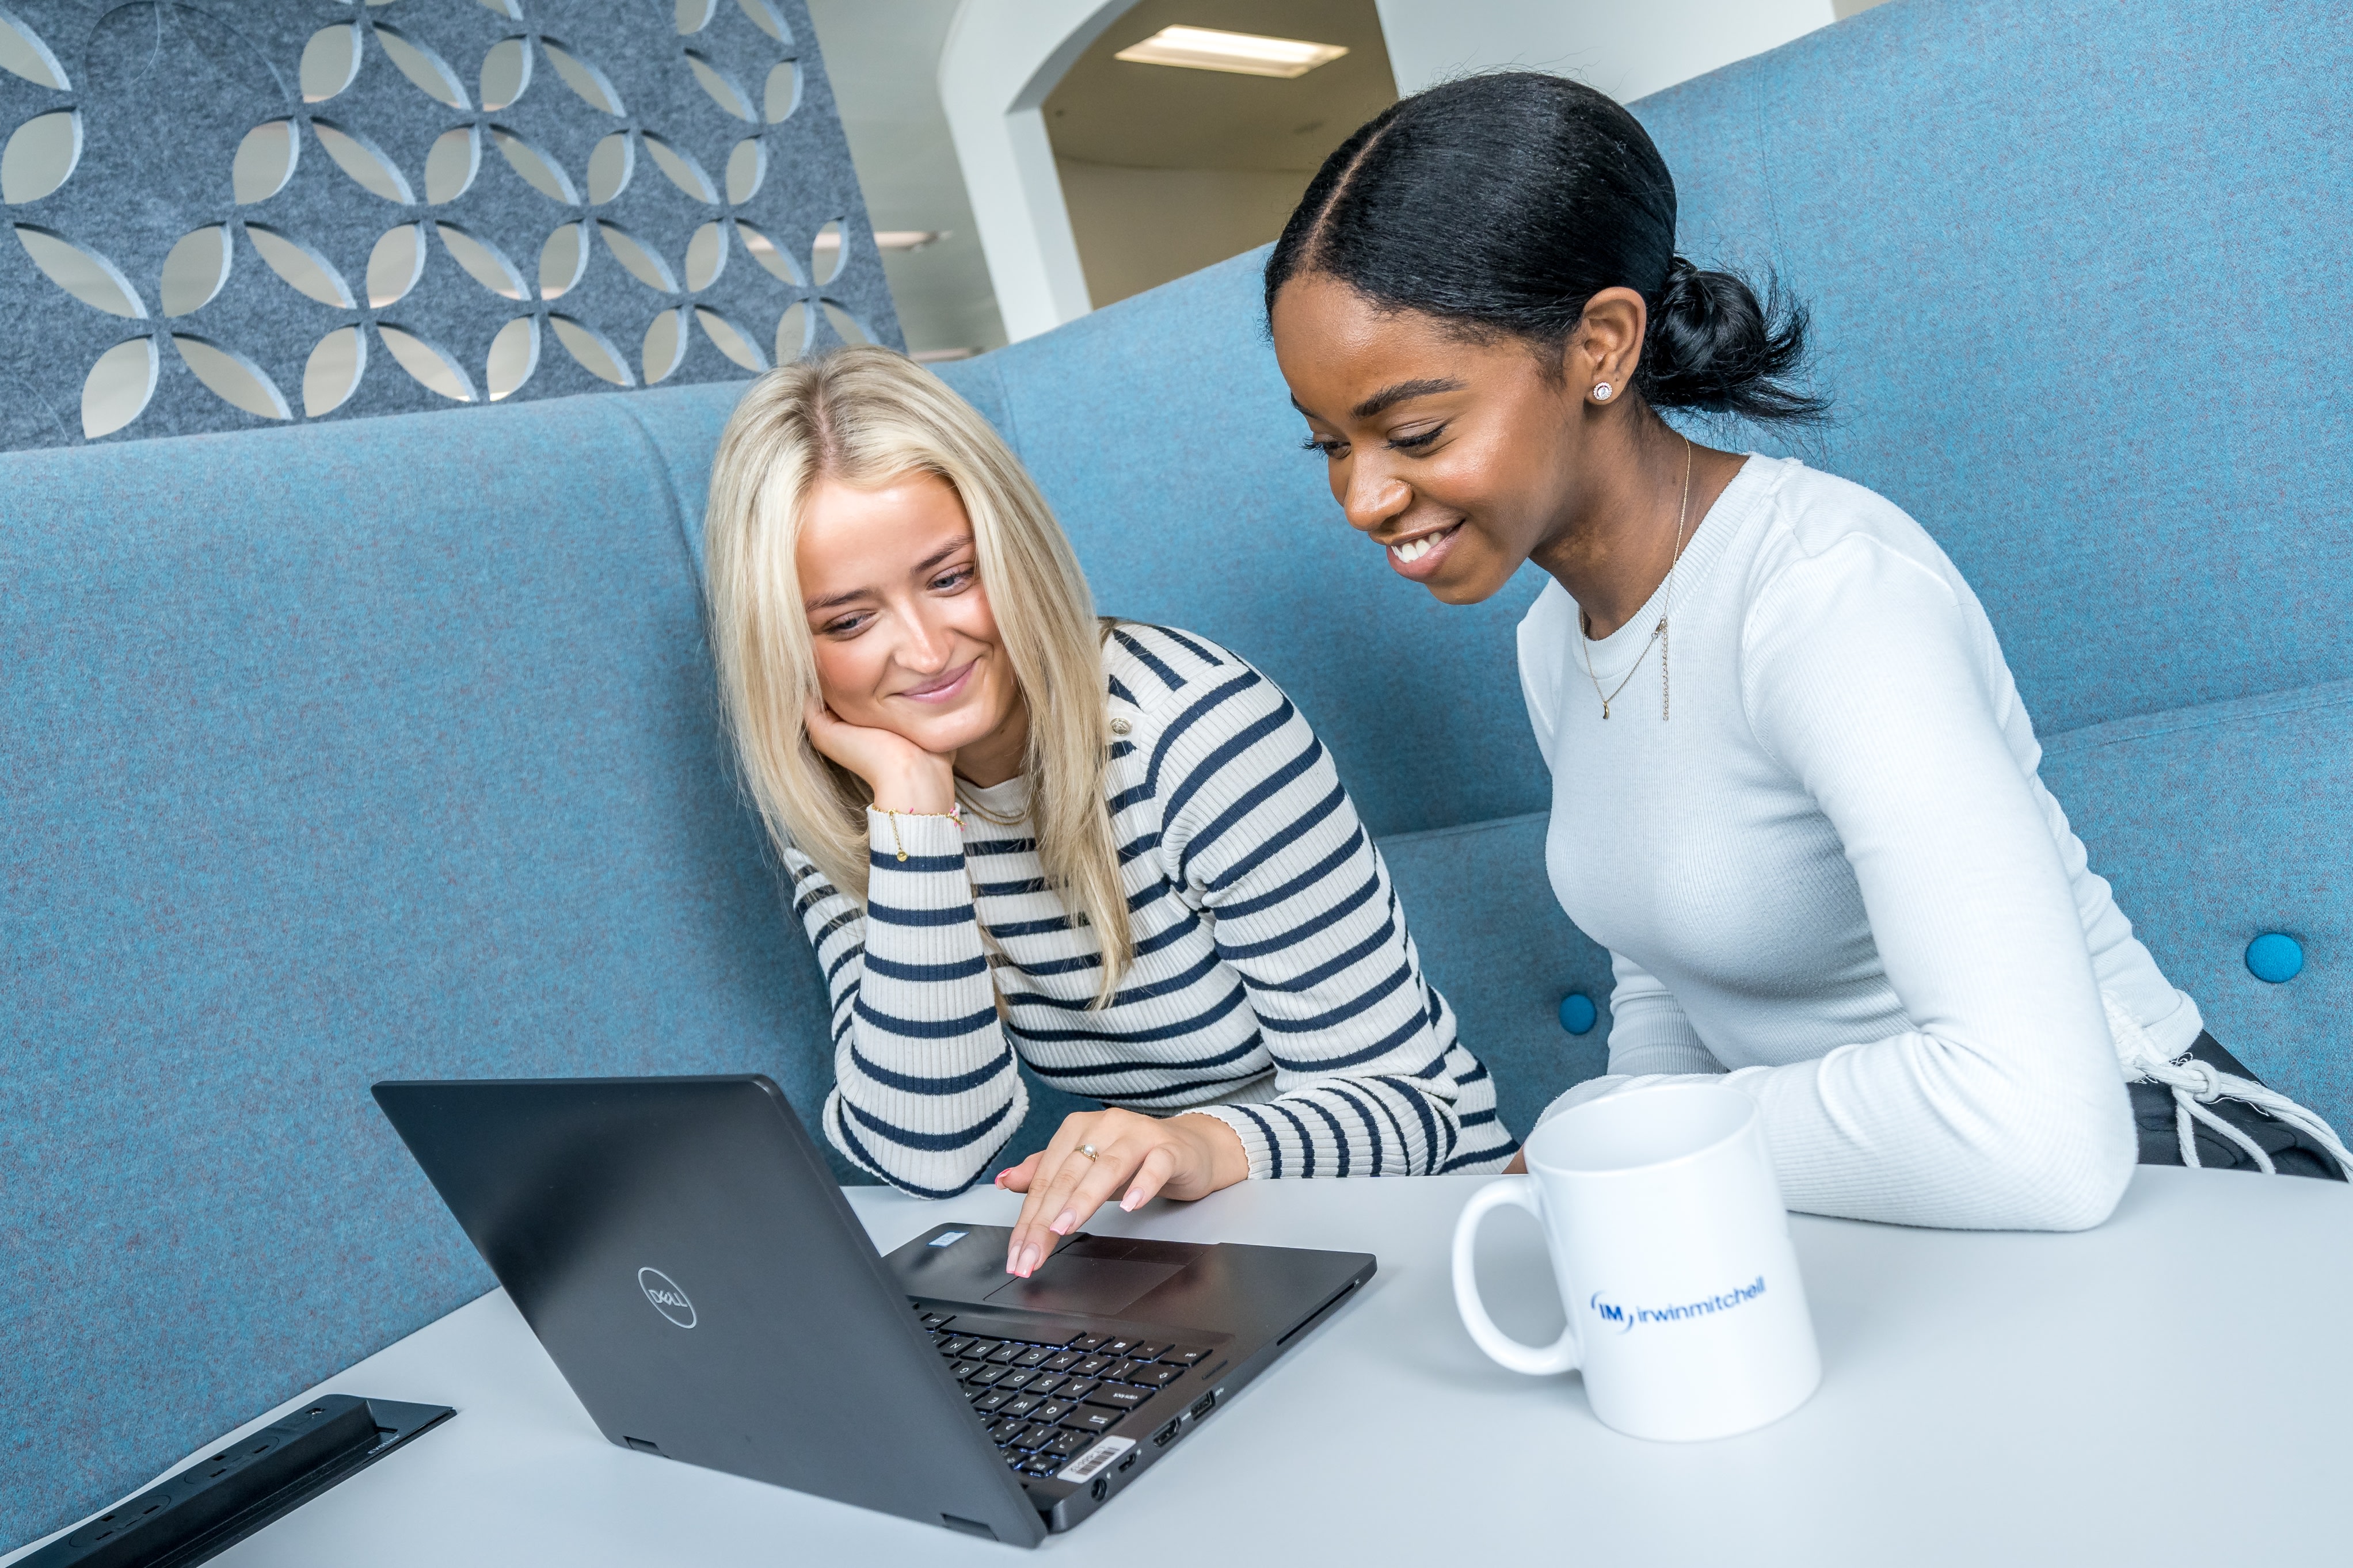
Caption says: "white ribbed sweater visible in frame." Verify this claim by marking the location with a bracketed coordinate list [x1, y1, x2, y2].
[1523, 457, 2198, 1230]
[786, 623, 1517, 1196]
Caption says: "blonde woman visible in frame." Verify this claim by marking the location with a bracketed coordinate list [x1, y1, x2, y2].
[706, 347, 1516, 1276]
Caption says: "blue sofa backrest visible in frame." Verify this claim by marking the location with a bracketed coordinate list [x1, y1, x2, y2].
[1, 386, 818, 1547]
[7, 0, 2347, 1551]
[1638, 0, 2353, 735]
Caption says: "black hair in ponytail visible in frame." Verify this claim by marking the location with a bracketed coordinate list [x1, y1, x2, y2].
[1266, 73, 1827, 426]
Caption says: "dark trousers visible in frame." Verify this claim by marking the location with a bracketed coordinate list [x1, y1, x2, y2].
[2130, 1033, 2346, 1181]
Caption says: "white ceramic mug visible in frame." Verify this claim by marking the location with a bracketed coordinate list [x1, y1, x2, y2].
[1452, 1083, 1821, 1441]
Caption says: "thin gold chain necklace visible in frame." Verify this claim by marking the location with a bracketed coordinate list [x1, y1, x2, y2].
[954, 783, 1028, 827]
[1578, 435, 1693, 721]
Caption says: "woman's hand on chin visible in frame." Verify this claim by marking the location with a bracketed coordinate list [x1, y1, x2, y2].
[995, 1108, 1250, 1277]
[805, 701, 956, 814]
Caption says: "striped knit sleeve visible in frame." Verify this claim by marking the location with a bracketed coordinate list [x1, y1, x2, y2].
[1152, 660, 1480, 1178]
[786, 810, 1026, 1197]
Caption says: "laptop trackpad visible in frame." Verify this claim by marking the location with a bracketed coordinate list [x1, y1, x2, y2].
[983, 1252, 1185, 1316]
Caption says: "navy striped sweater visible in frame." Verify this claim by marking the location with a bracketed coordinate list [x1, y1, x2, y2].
[784, 623, 1518, 1197]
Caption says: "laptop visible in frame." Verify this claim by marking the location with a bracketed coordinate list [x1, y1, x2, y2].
[372, 1075, 1375, 1547]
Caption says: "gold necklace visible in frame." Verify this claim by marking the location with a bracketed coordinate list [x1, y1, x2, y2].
[954, 782, 1028, 827]
[1578, 436, 1693, 721]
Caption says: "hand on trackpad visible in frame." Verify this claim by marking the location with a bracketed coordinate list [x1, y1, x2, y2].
[982, 1250, 1185, 1315]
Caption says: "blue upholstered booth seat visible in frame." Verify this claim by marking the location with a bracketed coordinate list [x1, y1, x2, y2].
[1, 386, 830, 1548]
[2036, 682, 2353, 1121]
[7, 0, 2348, 1550]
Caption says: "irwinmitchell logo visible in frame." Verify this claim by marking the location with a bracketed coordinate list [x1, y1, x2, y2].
[1590, 1276, 1766, 1334]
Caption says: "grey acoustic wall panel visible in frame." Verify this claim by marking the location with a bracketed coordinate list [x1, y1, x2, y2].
[0, 0, 900, 449]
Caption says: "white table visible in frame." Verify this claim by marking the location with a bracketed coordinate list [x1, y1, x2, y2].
[14, 1168, 2351, 1566]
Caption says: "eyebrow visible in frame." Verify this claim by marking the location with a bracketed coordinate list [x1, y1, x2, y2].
[1349, 377, 1466, 420]
[1289, 378, 1468, 422]
[802, 535, 974, 614]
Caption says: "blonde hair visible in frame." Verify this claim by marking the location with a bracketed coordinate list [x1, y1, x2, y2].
[705, 346, 1133, 1003]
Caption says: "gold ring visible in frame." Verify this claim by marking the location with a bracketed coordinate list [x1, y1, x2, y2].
[1077, 1143, 1100, 1162]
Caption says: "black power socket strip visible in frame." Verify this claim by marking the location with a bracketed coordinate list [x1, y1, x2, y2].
[23, 1394, 455, 1568]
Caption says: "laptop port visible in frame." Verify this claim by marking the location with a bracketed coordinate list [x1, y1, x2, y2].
[1152, 1417, 1182, 1448]
[1090, 1476, 1109, 1502]
[1189, 1390, 1216, 1421]
[1117, 1450, 1139, 1473]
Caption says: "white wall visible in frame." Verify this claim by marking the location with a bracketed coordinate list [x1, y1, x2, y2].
[1373, 0, 1838, 102]
[1055, 161, 1312, 309]
[806, 0, 1007, 355]
[938, 0, 1143, 341]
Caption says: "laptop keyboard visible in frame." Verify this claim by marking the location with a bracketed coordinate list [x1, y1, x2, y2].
[912, 1308, 1210, 1481]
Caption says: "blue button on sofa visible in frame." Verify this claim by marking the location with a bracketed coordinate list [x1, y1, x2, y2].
[6, 0, 2346, 1549]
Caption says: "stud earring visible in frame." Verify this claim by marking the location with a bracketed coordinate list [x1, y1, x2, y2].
[1593, 383, 1613, 402]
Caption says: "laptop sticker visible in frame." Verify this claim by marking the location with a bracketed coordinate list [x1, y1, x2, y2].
[1058, 1436, 1134, 1486]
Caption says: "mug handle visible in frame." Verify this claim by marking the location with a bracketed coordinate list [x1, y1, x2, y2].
[1452, 1176, 1583, 1376]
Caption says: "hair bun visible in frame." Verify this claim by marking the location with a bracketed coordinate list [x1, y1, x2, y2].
[1658, 254, 1704, 298]
[1636, 254, 1825, 424]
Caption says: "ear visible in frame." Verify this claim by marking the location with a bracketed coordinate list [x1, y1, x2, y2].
[1571, 287, 1650, 403]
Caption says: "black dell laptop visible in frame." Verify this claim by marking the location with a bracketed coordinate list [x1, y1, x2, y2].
[372, 1075, 1374, 1547]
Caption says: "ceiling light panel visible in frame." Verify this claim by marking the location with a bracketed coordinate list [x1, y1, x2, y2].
[810, 230, 943, 253]
[1113, 25, 1348, 79]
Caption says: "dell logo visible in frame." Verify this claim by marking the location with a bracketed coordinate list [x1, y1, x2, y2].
[638, 1268, 696, 1328]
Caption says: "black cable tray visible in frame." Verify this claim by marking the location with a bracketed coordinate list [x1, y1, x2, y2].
[22, 1394, 455, 1568]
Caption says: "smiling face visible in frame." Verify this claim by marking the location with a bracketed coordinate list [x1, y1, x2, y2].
[1271, 272, 1602, 605]
[795, 469, 1026, 775]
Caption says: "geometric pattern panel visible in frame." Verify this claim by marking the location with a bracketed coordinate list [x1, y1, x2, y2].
[0, 0, 899, 449]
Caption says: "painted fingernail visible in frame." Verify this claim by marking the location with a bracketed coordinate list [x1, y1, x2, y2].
[1121, 1189, 1143, 1211]
[1050, 1210, 1075, 1235]
[1019, 1244, 1040, 1275]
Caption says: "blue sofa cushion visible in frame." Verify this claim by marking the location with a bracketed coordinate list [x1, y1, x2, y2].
[2038, 680, 2353, 1136]
[1375, 814, 1614, 1142]
[1372, 681, 2353, 1147]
